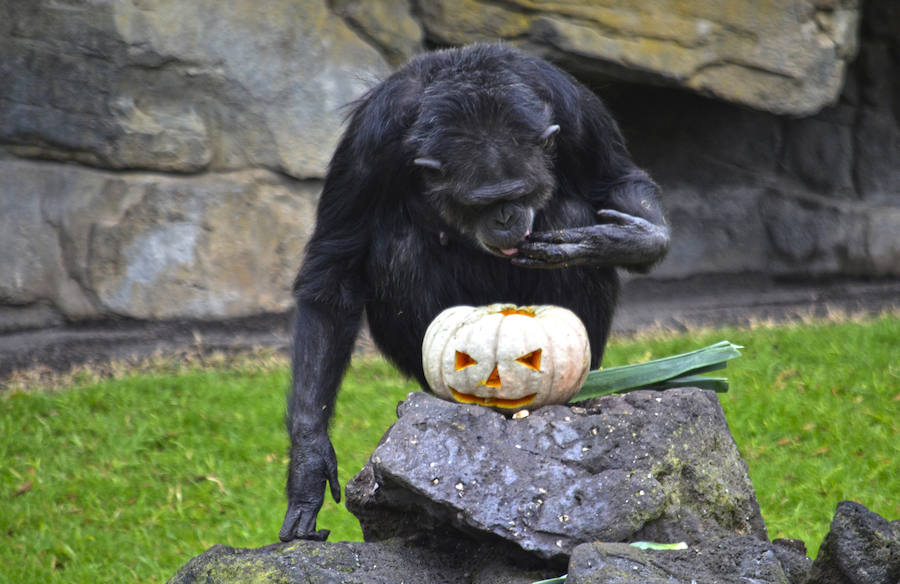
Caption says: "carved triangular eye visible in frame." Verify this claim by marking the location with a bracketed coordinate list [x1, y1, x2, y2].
[516, 349, 542, 371]
[455, 351, 477, 370]
[484, 365, 502, 387]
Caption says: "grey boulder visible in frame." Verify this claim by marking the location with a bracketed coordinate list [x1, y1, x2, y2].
[567, 536, 811, 584]
[346, 389, 767, 560]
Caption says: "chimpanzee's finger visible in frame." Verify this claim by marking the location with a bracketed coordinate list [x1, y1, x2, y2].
[510, 256, 564, 269]
[326, 467, 341, 503]
[279, 501, 330, 542]
[596, 209, 632, 224]
[513, 242, 583, 267]
[525, 229, 583, 244]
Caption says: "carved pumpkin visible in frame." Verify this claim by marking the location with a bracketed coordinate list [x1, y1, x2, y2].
[422, 304, 591, 412]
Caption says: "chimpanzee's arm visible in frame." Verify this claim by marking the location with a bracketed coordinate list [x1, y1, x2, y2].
[279, 299, 361, 542]
[511, 66, 669, 272]
[277, 171, 370, 542]
[278, 69, 422, 542]
[514, 169, 669, 272]
[278, 175, 371, 541]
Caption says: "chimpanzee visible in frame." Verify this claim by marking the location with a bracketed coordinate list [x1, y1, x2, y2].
[279, 44, 669, 542]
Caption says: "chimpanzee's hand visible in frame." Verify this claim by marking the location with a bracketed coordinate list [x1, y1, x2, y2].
[278, 428, 340, 542]
[512, 209, 669, 269]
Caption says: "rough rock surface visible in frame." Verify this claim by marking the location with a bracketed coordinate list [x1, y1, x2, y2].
[332, 0, 425, 67]
[346, 390, 766, 560]
[806, 501, 900, 584]
[608, 0, 900, 281]
[0, 159, 318, 322]
[1, 0, 897, 331]
[166, 537, 556, 584]
[413, 0, 859, 116]
[567, 536, 811, 584]
[0, 0, 389, 178]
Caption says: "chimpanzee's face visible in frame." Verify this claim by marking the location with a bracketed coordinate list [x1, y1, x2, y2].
[408, 83, 560, 257]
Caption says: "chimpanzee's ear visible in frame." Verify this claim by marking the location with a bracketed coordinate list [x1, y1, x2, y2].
[413, 157, 443, 171]
[540, 124, 560, 142]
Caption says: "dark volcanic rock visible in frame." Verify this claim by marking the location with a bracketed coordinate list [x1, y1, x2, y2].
[806, 501, 900, 584]
[166, 537, 555, 584]
[346, 389, 766, 560]
[567, 536, 808, 584]
[772, 538, 815, 584]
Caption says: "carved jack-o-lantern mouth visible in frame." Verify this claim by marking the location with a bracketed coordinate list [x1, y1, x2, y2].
[448, 387, 537, 409]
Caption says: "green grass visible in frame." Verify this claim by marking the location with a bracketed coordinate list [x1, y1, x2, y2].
[1, 314, 898, 583]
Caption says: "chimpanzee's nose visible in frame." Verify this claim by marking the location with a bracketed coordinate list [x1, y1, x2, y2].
[494, 205, 516, 229]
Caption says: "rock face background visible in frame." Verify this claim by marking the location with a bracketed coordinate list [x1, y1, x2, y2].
[1, 0, 898, 330]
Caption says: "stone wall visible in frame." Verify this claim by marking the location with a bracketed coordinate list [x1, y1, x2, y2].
[608, 0, 899, 280]
[0, 0, 390, 330]
[1, 0, 897, 331]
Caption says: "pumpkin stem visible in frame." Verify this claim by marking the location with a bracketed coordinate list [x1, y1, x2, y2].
[497, 307, 536, 317]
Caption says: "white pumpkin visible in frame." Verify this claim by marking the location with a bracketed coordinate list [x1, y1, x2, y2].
[422, 304, 591, 411]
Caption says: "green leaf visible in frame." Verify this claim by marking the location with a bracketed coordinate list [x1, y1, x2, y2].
[571, 341, 742, 402]
[630, 541, 689, 550]
[654, 375, 729, 392]
[530, 576, 566, 584]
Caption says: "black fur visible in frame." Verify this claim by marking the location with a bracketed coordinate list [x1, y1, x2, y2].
[279, 44, 669, 541]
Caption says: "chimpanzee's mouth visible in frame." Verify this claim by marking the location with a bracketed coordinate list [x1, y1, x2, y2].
[485, 231, 530, 258]
[494, 246, 519, 257]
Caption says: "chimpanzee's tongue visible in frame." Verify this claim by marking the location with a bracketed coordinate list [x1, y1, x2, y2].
[499, 231, 528, 256]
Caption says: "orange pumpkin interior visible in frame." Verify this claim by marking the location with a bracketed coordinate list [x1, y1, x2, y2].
[455, 351, 477, 370]
[449, 387, 537, 410]
[497, 307, 536, 317]
[516, 349, 542, 370]
[484, 365, 502, 387]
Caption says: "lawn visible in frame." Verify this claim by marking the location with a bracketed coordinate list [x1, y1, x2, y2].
[1, 314, 897, 583]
